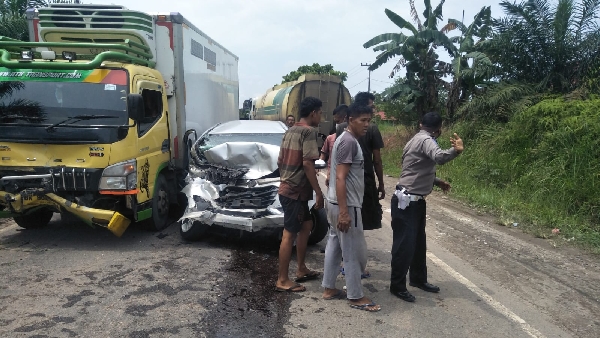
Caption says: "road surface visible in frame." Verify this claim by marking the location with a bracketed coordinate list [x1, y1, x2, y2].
[0, 174, 598, 337]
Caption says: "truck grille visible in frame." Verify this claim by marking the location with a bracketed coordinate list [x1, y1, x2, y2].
[51, 167, 99, 192]
[216, 186, 278, 209]
[0, 167, 101, 193]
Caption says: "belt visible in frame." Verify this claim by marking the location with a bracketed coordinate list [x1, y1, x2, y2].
[407, 195, 425, 202]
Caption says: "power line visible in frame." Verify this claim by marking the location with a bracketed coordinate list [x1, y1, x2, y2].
[347, 78, 368, 89]
[347, 67, 364, 77]
[371, 79, 395, 85]
[346, 64, 361, 74]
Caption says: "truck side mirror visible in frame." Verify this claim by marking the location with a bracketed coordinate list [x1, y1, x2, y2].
[127, 94, 144, 122]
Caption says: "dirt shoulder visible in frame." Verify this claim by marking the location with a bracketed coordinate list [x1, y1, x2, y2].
[380, 174, 600, 337]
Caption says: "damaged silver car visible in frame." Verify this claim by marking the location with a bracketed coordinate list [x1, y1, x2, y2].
[179, 120, 329, 244]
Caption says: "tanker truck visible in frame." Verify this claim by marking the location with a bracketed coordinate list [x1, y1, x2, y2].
[0, 2, 239, 236]
[249, 74, 351, 142]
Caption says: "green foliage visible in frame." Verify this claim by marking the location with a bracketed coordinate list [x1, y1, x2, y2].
[364, 0, 457, 116]
[374, 87, 421, 126]
[486, 0, 600, 93]
[456, 81, 541, 122]
[0, 1, 47, 41]
[436, 98, 600, 249]
[442, 7, 495, 120]
[281, 63, 347, 84]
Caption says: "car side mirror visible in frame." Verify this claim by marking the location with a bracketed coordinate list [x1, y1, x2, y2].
[314, 159, 327, 170]
[127, 94, 144, 122]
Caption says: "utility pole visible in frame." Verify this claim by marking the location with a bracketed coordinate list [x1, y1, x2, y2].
[361, 63, 372, 92]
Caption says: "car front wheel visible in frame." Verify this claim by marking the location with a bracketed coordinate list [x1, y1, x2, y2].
[180, 220, 209, 241]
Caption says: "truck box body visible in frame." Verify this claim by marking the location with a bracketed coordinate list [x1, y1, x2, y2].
[250, 74, 351, 140]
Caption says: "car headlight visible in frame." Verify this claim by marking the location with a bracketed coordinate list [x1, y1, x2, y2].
[99, 160, 137, 191]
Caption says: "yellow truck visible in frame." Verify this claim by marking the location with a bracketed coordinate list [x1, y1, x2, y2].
[0, 3, 239, 236]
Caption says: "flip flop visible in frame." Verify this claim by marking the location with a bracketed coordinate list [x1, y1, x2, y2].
[275, 283, 306, 293]
[349, 302, 381, 312]
[295, 271, 320, 283]
[323, 289, 347, 300]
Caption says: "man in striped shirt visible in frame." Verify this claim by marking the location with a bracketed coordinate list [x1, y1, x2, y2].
[275, 97, 325, 292]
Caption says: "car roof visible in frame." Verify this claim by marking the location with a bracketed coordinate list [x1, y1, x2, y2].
[209, 120, 288, 135]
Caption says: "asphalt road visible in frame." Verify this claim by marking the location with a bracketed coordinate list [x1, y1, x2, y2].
[0, 174, 598, 338]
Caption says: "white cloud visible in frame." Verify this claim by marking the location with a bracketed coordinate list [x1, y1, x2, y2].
[83, 0, 504, 104]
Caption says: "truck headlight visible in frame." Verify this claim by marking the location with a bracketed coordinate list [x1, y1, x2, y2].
[99, 160, 137, 191]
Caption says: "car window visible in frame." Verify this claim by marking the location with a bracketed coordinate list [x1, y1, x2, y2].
[200, 133, 284, 148]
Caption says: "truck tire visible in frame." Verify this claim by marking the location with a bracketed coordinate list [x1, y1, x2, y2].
[180, 220, 209, 241]
[308, 207, 329, 245]
[14, 209, 54, 229]
[143, 174, 171, 231]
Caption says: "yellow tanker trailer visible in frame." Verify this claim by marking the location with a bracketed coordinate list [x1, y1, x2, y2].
[250, 74, 351, 141]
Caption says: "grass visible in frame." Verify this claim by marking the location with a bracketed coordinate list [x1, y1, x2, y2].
[377, 99, 600, 253]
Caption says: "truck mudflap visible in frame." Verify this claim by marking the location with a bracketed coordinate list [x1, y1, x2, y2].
[0, 190, 131, 237]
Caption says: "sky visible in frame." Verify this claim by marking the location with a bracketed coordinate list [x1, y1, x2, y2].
[87, 0, 505, 106]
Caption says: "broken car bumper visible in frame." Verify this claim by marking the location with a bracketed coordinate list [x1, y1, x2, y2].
[181, 208, 284, 233]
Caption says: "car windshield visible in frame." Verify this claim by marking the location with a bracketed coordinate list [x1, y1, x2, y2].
[200, 133, 284, 148]
[0, 70, 128, 126]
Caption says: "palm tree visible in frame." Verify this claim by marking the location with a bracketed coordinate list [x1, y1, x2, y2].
[363, 0, 457, 117]
[487, 0, 600, 93]
[456, 0, 600, 122]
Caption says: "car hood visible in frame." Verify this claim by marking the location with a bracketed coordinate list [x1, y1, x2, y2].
[202, 142, 280, 179]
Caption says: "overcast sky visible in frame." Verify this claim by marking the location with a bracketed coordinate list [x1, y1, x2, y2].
[90, 0, 504, 105]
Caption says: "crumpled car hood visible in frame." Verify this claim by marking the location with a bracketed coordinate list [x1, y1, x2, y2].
[203, 142, 280, 179]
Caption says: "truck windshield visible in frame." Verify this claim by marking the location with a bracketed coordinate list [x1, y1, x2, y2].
[0, 81, 127, 126]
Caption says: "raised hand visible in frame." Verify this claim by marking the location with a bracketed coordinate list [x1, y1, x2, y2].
[450, 133, 464, 154]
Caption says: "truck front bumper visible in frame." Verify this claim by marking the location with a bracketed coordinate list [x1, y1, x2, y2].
[0, 190, 131, 237]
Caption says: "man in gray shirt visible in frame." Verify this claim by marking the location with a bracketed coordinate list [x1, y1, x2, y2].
[390, 112, 464, 302]
[321, 104, 381, 312]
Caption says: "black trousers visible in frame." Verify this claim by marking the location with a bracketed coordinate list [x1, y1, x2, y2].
[362, 173, 383, 230]
[390, 195, 428, 291]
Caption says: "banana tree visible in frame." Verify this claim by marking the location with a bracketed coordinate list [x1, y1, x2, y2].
[442, 6, 495, 120]
[364, 0, 457, 117]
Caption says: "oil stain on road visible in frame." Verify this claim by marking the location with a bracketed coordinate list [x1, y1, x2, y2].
[199, 237, 294, 338]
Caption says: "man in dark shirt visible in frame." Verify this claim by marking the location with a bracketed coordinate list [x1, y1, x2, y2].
[389, 112, 463, 302]
[276, 97, 324, 292]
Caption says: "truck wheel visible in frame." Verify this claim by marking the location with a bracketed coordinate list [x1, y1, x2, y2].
[14, 209, 54, 229]
[180, 220, 208, 241]
[308, 207, 329, 245]
[143, 174, 170, 231]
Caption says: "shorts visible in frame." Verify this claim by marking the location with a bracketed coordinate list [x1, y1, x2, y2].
[279, 194, 312, 233]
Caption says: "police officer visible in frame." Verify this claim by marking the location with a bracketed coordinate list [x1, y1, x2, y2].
[389, 112, 464, 302]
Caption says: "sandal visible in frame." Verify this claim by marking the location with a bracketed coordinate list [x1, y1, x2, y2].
[323, 289, 347, 300]
[349, 302, 381, 312]
[295, 271, 320, 283]
[275, 283, 306, 293]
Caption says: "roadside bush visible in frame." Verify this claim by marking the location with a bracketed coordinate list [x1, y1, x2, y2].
[436, 98, 600, 248]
